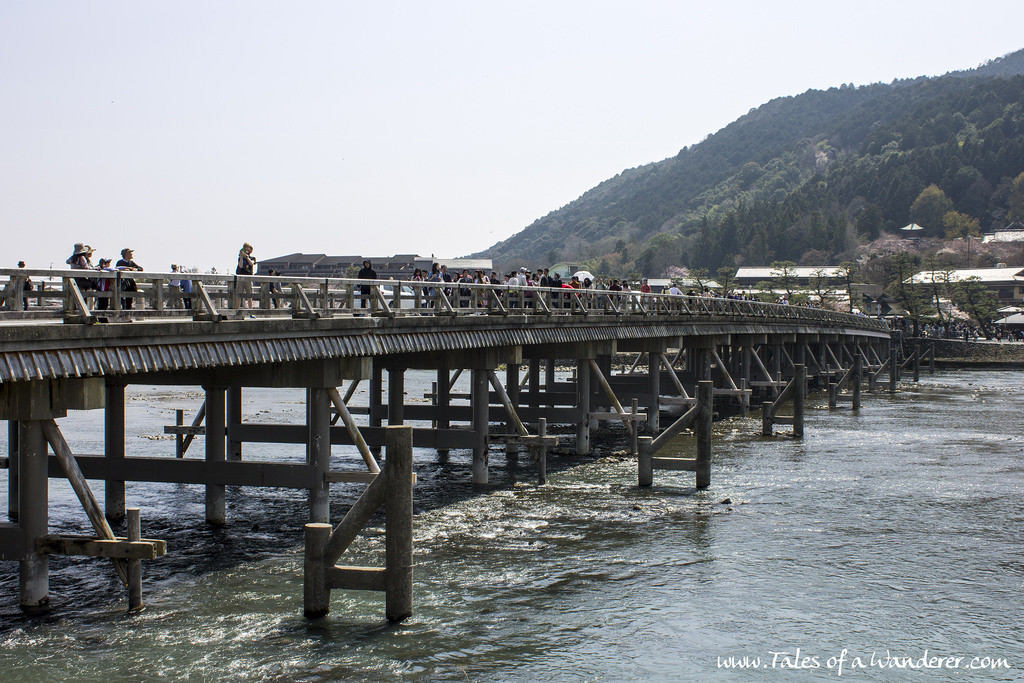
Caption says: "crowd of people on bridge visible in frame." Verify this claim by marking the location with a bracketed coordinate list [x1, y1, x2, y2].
[63, 243, 145, 310]
[6, 248, 1018, 344]
[45, 241, 256, 311]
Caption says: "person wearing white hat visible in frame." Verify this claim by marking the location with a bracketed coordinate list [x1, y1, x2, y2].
[66, 243, 97, 292]
[66, 243, 93, 268]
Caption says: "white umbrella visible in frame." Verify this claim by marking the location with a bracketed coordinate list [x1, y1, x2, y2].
[573, 270, 595, 283]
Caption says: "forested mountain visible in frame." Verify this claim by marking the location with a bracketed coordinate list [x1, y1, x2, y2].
[474, 49, 1024, 278]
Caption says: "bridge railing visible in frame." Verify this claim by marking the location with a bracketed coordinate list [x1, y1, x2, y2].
[0, 268, 889, 332]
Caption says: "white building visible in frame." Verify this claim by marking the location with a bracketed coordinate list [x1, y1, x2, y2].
[908, 266, 1024, 303]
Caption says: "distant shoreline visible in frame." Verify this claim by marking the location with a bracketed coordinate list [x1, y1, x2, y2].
[906, 338, 1024, 368]
[933, 359, 1024, 369]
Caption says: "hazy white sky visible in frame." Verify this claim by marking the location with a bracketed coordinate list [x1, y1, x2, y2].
[3, 1, 1023, 273]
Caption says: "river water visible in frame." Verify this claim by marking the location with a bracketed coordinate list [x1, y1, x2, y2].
[0, 369, 1021, 681]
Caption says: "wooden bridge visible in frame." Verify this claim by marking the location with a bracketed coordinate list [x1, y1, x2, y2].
[0, 268, 894, 620]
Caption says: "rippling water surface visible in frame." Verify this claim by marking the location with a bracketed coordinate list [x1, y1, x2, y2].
[0, 370, 1021, 680]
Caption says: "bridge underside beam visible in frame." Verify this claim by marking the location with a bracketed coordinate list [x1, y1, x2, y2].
[137, 358, 372, 388]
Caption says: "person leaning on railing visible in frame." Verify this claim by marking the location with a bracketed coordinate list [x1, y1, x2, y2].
[116, 248, 143, 310]
[265, 268, 282, 309]
[169, 264, 194, 310]
[95, 258, 116, 311]
[66, 243, 97, 293]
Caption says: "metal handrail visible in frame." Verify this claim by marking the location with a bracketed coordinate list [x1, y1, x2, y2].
[0, 268, 890, 333]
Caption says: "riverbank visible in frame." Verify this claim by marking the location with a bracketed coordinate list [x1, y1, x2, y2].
[908, 338, 1024, 368]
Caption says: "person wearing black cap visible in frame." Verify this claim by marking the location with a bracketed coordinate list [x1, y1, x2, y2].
[95, 258, 116, 310]
[116, 248, 143, 310]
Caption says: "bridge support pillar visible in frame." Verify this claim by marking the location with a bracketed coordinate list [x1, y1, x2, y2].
[793, 364, 805, 439]
[19, 419, 49, 611]
[576, 358, 591, 455]
[794, 339, 806, 366]
[370, 362, 384, 457]
[104, 380, 126, 523]
[506, 363, 520, 457]
[819, 342, 829, 384]
[307, 387, 331, 524]
[696, 348, 710, 381]
[889, 349, 897, 394]
[853, 355, 862, 410]
[646, 352, 660, 433]
[471, 369, 489, 485]
[528, 358, 541, 405]
[696, 381, 713, 488]
[544, 358, 556, 408]
[388, 368, 406, 426]
[227, 386, 243, 462]
[204, 385, 226, 526]
[913, 343, 920, 382]
[436, 360, 450, 459]
[8, 420, 19, 520]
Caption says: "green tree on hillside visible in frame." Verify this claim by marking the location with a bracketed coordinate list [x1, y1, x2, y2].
[855, 204, 884, 239]
[614, 239, 629, 265]
[942, 211, 981, 239]
[910, 185, 954, 236]
[827, 218, 849, 259]
[1009, 172, 1024, 221]
[636, 232, 679, 277]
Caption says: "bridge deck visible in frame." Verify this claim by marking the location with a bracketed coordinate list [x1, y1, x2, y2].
[0, 268, 888, 383]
